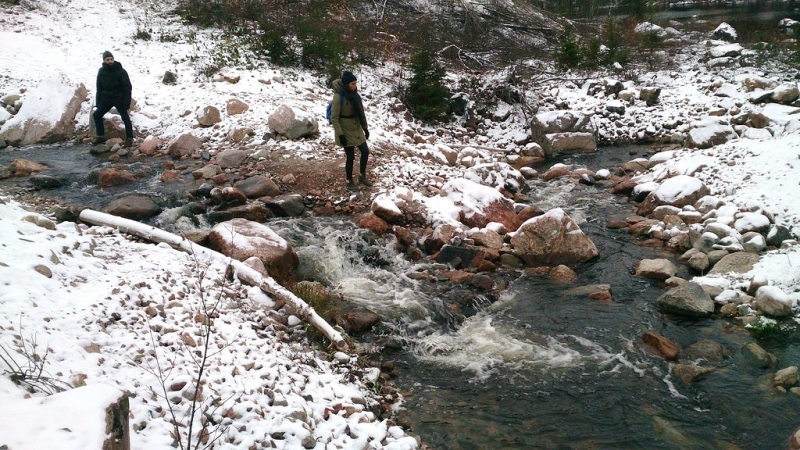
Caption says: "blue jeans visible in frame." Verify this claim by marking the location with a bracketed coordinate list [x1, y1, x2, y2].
[93, 101, 133, 139]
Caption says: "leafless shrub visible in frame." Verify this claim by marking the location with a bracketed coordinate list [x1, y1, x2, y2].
[0, 323, 72, 395]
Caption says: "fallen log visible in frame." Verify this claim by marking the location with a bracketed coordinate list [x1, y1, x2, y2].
[78, 209, 348, 351]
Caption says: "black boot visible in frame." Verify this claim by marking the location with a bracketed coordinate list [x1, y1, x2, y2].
[358, 175, 373, 186]
[346, 180, 359, 191]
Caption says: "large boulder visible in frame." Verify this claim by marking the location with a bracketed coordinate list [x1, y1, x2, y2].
[656, 282, 714, 317]
[637, 175, 709, 217]
[530, 110, 597, 158]
[10, 158, 48, 176]
[510, 208, 599, 266]
[196, 105, 222, 127]
[216, 149, 249, 169]
[208, 218, 299, 284]
[635, 258, 677, 280]
[104, 195, 162, 220]
[0, 73, 87, 145]
[464, 162, 528, 194]
[707, 252, 759, 275]
[755, 285, 793, 317]
[264, 194, 305, 217]
[442, 178, 520, 232]
[235, 175, 281, 198]
[98, 168, 137, 188]
[371, 194, 404, 223]
[771, 83, 800, 104]
[206, 203, 270, 223]
[685, 118, 737, 149]
[226, 98, 249, 115]
[711, 22, 737, 41]
[542, 133, 597, 157]
[168, 133, 202, 159]
[268, 104, 319, 139]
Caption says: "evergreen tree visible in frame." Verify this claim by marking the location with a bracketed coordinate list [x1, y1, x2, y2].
[406, 48, 449, 122]
[557, 26, 582, 68]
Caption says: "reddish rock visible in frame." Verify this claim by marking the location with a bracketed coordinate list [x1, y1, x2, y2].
[606, 220, 629, 229]
[235, 175, 281, 198]
[470, 274, 494, 290]
[356, 212, 389, 235]
[790, 427, 800, 450]
[510, 208, 598, 266]
[160, 170, 182, 183]
[609, 179, 637, 196]
[226, 98, 249, 115]
[98, 168, 137, 188]
[211, 173, 230, 185]
[641, 238, 665, 248]
[637, 175, 709, 217]
[168, 133, 202, 159]
[444, 270, 474, 284]
[216, 149, 248, 169]
[424, 224, 462, 254]
[104, 195, 161, 220]
[371, 194, 404, 223]
[542, 165, 570, 181]
[469, 229, 504, 250]
[517, 205, 545, 223]
[206, 203, 269, 223]
[628, 219, 660, 236]
[549, 265, 578, 284]
[139, 136, 162, 155]
[635, 258, 677, 280]
[442, 179, 520, 232]
[621, 159, 649, 174]
[208, 218, 299, 284]
[643, 331, 680, 360]
[588, 290, 613, 302]
[393, 226, 416, 248]
[338, 311, 379, 333]
[221, 187, 247, 205]
[11, 158, 48, 176]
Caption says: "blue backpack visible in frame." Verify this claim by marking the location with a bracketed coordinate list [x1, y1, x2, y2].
[326, 95, 344, 124]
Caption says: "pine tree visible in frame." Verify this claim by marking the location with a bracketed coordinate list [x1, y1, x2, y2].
[406, 48, 449, 122]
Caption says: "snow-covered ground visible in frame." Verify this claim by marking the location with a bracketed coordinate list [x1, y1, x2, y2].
[0, 196, 419, 449]
[2, 0, 800, 448]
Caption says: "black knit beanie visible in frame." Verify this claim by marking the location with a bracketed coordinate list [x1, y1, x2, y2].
[341, 71, 357, 85]
[102, 51, 114, 59]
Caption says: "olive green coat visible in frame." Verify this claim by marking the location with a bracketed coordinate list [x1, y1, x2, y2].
[331, 79, 367, 147]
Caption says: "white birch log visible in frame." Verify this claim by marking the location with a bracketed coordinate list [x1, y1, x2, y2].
[78, 209, 349, 351]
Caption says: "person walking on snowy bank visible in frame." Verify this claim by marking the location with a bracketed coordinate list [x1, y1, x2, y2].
[331, 70, 372, 191]
[92, 51, 133, 147]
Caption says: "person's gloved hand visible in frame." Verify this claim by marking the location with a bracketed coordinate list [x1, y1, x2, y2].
[364, 129, 370, 140]
[339, 135, 347, 146]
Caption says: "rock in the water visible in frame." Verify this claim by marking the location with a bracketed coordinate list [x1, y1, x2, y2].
[656, 282, 714, 317]
[510, 208, 598, 266]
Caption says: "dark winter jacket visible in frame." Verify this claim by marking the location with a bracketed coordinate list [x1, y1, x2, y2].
[331, 79, 368, 148]
[96, 61, 132, 109]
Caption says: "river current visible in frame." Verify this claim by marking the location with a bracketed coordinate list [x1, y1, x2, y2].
[1, 143, 799, 449]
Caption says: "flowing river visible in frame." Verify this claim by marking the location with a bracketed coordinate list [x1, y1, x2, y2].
[1, 143, 799, 449]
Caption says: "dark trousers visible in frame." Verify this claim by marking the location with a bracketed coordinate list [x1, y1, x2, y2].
[93, 101, 133, 139]
[344, 142, 369, 180]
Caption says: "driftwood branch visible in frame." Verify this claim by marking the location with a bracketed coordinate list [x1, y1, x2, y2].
[78, 209, 349, 351]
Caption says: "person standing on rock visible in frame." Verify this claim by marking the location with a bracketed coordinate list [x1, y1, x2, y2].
[92, 50, 133, 148]
[331, 70, 372, 191]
